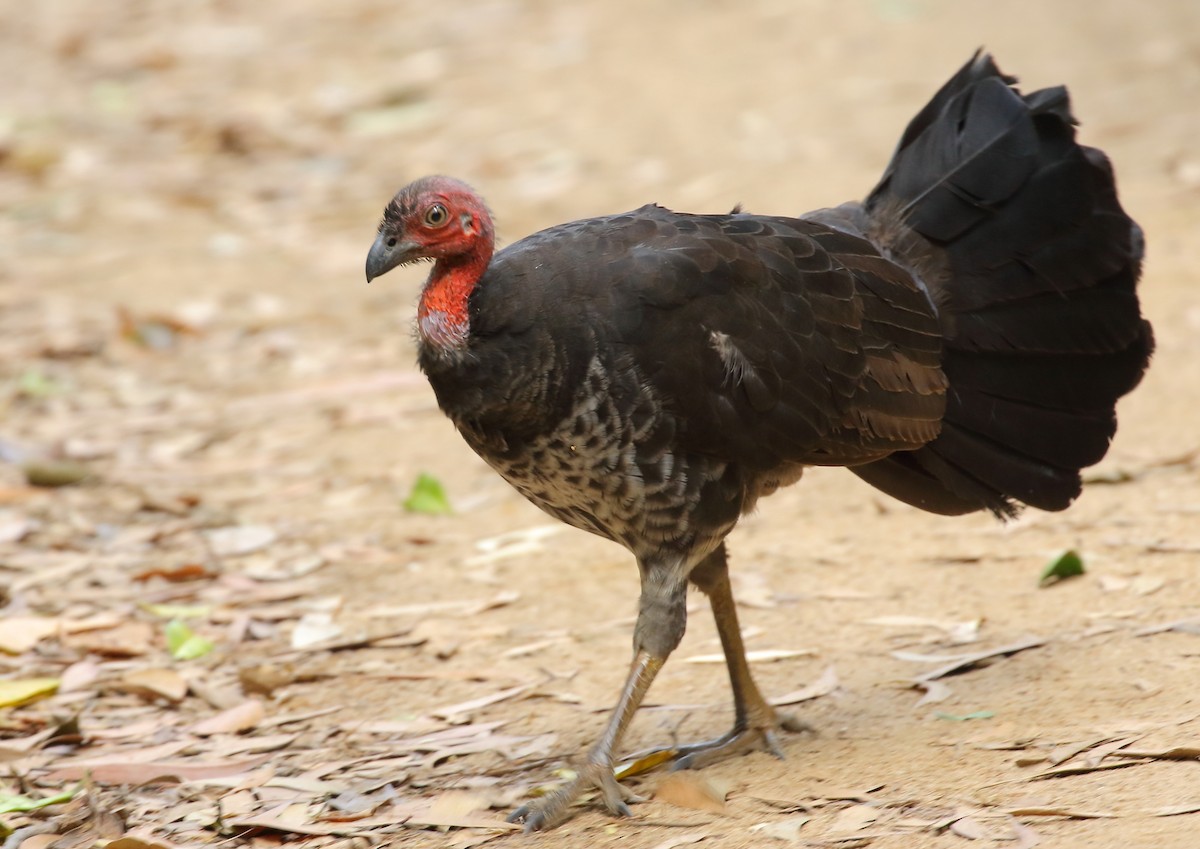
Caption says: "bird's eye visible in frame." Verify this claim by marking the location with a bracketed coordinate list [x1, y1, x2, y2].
[424, 203, 449, 228]
[386, 237, 397, 248]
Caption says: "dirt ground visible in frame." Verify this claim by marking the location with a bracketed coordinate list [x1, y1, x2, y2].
[2, 1, 1199, 847]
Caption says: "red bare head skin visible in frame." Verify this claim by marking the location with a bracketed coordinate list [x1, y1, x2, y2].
[365, 175, 495, 351]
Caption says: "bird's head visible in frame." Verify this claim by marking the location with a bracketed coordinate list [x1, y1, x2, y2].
[365, 175, 495, 282]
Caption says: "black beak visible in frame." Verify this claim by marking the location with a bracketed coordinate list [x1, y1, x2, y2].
[365, 233, 415, 283]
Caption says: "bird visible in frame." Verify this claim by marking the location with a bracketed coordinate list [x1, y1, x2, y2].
[364, 53, 1153, 831]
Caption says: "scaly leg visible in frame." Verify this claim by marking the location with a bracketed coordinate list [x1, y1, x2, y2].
[671, 543, 810, 769]
[508, 561, 688, 831]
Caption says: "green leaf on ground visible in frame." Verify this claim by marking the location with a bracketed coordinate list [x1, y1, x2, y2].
[17, 369, 64, 398]
[165, 618, 215, 660]
[404, 473, 452, 515]
[0, 785, 79, 815]
[1039, 549, 1085, 587]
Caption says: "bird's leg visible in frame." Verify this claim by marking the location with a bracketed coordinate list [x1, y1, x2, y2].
[508, 565, 688, 831]
[669, 543, 811, 769]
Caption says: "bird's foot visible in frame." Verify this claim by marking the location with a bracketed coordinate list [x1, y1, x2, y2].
[507, 761, 645, 832]
[671, 708, 811, 770]
[621, 708, 812, 777]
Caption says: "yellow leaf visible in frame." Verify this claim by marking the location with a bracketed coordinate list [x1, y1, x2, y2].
[0, 677, 60, 708]
[614, 747, 677, 780]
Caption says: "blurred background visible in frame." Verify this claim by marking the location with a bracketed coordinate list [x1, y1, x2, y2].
[3, 0, 1196, 495]
[2, 2, 1199, 845]
[4, 0, 1197, 295]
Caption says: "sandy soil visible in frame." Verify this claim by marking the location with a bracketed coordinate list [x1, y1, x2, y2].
[2, 1, 1199, 847]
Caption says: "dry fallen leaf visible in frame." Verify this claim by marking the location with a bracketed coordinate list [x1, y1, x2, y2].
[291, 612, 344, 649]
[409, 617, 463, 659]
[204, 524, 278, 556]
[500, 636, 567, 658]
[1153, 802, 1200, 817]
[1009, 819, 1042, 849]
[914, 680, 953, 705]
[828, 803, 878, 834]
[429, 683, 532, 721]
[105, 829, 187, 849]
[87, 719, 183, 742]
[209, 731, 298, 757]
[1005, 805, 1116, 819]
[0, 511, 35, 543]
[224, 806, 347, 837]
[116, 305, 200, 349]
[1129, 575, 1165, 596]
[14, 834, 62, 849]
[43, 754, 270, 784]
[749, 816, 810, 841]
[238, 663, 300, 696]
[1031, 761, 1140, 780]
[375, 797, 519, 830]
[191, 699, 266, 736]
[1097, 574, 1130, 592]
[1113, 745, 1200, 762]
[427, 790, 490, 823]
[132, 563, 215, 583]
[472, 524, 562, 554]
[1135, 617, 1200, 637]
[58, 660, 101, 693]
[907, 636, 1046, 683]
[0, 616, 62, 654]
[771, 665, 838, 706]
[61, 612, 127, 634]
[655, 772, 729, 814]
[62, 621, 155, 656]
[1046, 737, 1113, 766]
[685, 649, 814, 664]
[121, 668, 188, 703]
[1077, 735, 1142, 768]
[647, 834, 710, 849]
[950, 816, 989, 839]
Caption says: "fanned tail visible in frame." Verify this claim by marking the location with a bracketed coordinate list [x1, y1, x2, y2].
[850, 52, 1153, 518]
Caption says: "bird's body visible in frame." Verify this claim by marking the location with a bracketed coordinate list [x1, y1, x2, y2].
[366, 54, 1152, 830]
[421, 207, 951, 562]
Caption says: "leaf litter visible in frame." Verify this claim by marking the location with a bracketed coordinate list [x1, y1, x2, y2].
[1, 9, 1197, 848]
[899, 636, 1047, 684]
[0, 439, 550, 846]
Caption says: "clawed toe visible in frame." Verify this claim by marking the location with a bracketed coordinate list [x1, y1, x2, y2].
[507, 762, 642, 832]
[669, 708, 811, 770]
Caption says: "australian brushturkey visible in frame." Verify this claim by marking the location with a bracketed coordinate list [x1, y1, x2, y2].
[365, 53, 1152, 830]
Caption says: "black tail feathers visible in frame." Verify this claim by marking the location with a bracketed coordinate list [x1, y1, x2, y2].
[851, 52, 1153, 518]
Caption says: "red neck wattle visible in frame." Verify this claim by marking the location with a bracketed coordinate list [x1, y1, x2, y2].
[416, 204, 496, 352]
[417, 249, 490, 351]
